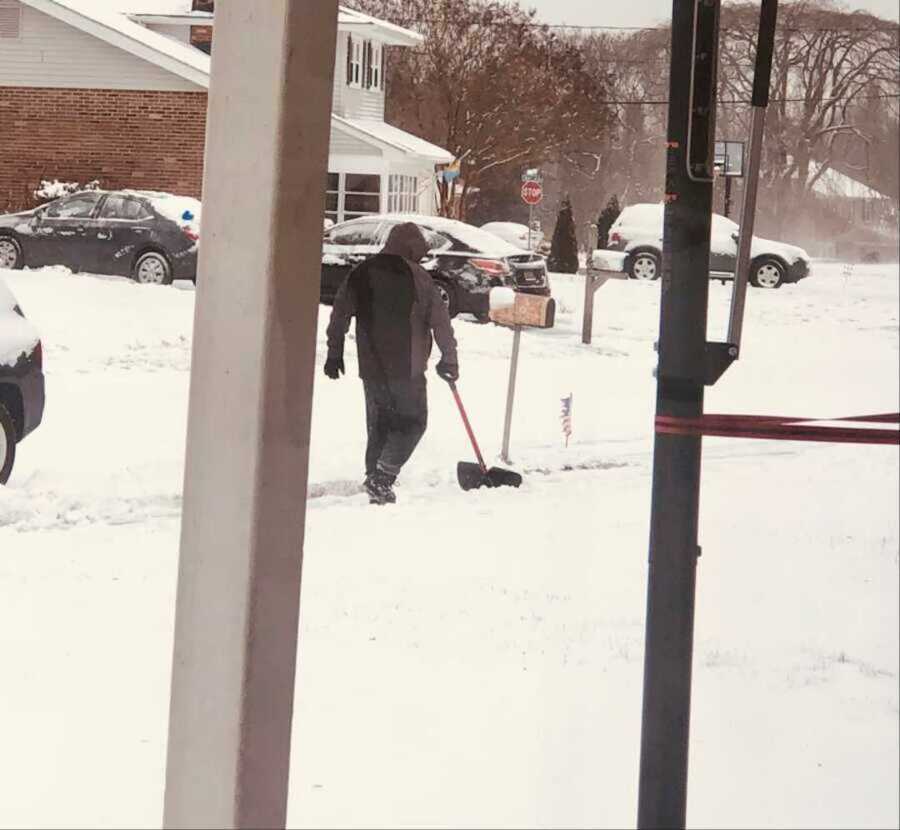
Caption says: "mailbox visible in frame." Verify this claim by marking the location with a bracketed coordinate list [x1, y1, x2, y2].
[488, 289, 555, 329]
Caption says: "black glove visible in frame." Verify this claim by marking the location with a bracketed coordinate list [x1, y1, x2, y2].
[436, 360, 459, 383]
[324, 357, 345, 379]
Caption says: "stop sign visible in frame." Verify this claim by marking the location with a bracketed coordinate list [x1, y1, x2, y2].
[521, 180, 543, 206]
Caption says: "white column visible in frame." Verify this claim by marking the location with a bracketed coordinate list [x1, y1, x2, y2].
[163, 2, 338, 828]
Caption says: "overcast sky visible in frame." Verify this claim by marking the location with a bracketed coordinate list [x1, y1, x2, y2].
[520, 0, 900, 27]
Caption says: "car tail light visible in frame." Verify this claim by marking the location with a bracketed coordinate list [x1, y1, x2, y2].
[33, 341, 43, 370]
[470, 258, 512, 277]
[182, 226, 200, 242]
[610, 231, 621, 244]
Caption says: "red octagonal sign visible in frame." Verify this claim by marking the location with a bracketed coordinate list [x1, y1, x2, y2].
[521, 180, 543, 206]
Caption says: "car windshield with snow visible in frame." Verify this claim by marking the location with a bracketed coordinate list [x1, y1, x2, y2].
[603, 202, 811, 288]
[321, 214, 550, 318]
[0, 190, 201, 285]
[0, 278, 44, 485]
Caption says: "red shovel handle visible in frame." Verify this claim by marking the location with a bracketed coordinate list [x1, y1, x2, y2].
[449, 382, 488, 474]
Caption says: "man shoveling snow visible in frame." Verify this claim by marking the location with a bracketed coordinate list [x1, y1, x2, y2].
[324, 222, 459, 505]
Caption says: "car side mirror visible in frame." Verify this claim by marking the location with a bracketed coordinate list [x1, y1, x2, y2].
[731, 231, 739, 241]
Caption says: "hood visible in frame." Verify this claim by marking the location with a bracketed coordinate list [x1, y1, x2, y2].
[381, 222, 429, 263]
[0, 207, 39, 228]
[752, 236, 809, 263]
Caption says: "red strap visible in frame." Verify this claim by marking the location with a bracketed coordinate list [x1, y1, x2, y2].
[656, 413, 900, 445]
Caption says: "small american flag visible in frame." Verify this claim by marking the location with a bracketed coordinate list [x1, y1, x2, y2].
[560, 394, 573, 447]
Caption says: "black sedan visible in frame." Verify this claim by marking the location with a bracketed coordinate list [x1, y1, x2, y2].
[322, 214, 550, 318]
[0, 190, 201, 284]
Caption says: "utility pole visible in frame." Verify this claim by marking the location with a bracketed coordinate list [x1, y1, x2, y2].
[637, 1, 721, 827]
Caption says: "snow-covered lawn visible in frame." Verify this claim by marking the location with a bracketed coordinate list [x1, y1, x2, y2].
[0, 262, 897, 829]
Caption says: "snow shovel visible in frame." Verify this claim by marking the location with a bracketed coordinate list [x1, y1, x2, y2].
[449, 382, 522, 491]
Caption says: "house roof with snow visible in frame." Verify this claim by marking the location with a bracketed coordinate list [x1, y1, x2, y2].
[13, 0, 450, 173]
[16, 1, 425, 86]
[333, 116, 453, 164]
[792, 160, 892, 202]
[19, 0, 210, 86]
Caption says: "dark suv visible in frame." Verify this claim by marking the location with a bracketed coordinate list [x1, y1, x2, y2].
[0, 190, 201, 285]
[1, 279, 45, 484]
[322, 214, 550, 317]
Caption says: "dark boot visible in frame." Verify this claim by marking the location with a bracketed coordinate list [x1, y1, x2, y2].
[364, 471, 396, 505]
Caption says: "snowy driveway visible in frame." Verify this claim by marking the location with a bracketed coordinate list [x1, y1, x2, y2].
[1, 264, 897, 828]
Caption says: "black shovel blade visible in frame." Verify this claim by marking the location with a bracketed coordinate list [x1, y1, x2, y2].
[457, 462, 523, 491]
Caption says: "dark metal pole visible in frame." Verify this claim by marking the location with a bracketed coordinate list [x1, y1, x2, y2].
[728, 0, 779, 352]
[724, 174, 732, 217]
[637, 1, 721, 827]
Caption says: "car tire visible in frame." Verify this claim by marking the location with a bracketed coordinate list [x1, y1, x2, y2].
[434, 279, 458, 318]
[0, 402, 15, 486]
[133, 251, 173, 285]
[0, 236, 23, 271]
[629, 251, 660, 281]
[749, 257, 785, 289]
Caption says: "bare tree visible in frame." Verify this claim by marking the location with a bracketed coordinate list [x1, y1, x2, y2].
[719, 0, 900, 219]
[349, 0, 612, 218]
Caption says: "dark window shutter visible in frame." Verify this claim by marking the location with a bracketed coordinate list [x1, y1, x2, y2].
[364, 41, 372, 89]
[346, 34, 353, 85]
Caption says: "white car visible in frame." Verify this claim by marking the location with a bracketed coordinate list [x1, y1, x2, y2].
[600, 203, 811, 288]
[480, 221, 545, 253]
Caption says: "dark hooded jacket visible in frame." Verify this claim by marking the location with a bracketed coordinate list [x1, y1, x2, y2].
[326, 222, 458, 380]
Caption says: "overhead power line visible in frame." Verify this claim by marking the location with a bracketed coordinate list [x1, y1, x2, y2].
[396, 18, 900, 33]
[604, 92, 900, 105]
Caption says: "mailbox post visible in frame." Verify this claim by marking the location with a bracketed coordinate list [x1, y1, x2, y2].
[488, 290, 556, 464]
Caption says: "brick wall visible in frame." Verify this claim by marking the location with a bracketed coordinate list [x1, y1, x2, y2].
[0, 87, 208, 211]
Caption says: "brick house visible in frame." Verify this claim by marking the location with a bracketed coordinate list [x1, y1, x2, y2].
[0, 0, 451, 217]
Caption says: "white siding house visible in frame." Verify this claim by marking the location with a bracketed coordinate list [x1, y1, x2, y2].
[0, 0, 451, 216]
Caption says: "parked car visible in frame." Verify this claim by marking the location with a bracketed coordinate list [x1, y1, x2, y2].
[321, 214, 551, 317]
[480, 221, 546, 253]
[0, 190, 201, 285]
[0, 279, 44, 484]
[605, 203, 810, 288]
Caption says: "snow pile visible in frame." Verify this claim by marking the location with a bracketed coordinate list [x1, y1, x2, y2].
[33, 179, 100, 202]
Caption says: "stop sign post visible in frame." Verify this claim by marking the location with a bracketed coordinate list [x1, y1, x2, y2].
[520, 179, 543, 253]
[499, 175, 545, 465]
[521, 180, 543, 206]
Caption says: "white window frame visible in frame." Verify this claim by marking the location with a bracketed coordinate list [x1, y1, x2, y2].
[327, 171, 383, 224]
[348, 35, 363, 88]
[371, 42, 383, 91]
[387, 174, 420, 214]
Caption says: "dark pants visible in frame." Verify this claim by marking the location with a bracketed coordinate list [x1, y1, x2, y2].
[363, 376, 428, 478]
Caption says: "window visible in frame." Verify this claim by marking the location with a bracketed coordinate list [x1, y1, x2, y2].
[45, 193, 101, 219]
[0, 2, 20, 39]
[346, 35, 384, 91]
[329, 220, 383, 246]
[325, 173, 340, 225]
[370, 42, 383, 91]
[348, 35, 363, 88]
[325, 172, 382, 223]
[100, 195, 151, 221]
[387, 175, 419, 213]
[343, 173, 381, 219]
[422, 229, 451, 252]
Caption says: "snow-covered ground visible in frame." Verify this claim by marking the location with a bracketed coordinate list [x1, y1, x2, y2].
[0, 262, 897, 829]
